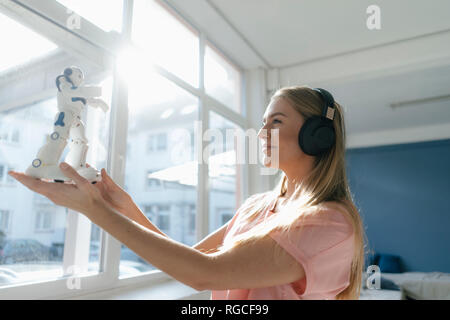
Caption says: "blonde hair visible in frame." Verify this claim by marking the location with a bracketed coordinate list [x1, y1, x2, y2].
[209, 85, 367, 300]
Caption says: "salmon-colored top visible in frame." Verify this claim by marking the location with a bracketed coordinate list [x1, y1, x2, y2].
[211, 196, 355, 300]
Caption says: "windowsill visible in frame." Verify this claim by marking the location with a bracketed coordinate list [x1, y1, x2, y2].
[66, 278, 211, 300]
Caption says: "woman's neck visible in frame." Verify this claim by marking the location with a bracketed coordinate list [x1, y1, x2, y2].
[282, 160, 314, 199]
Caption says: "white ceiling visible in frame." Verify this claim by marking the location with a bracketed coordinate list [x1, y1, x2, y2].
[330, 63, 450, 134]
[201, 0, 450, 68]
[167, 0, 450, 142]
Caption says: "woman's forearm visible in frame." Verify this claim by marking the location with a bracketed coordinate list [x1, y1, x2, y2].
[122, 202, 168, 238]
[90, 203, 210, 290]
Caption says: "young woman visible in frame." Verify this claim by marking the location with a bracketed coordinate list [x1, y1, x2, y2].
[9, 85, 366, 300]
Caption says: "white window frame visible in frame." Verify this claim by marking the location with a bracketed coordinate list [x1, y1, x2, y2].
[0, 0, 248, 299]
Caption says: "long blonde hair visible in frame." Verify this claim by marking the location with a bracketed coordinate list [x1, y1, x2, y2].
[211, 85, 367, 300]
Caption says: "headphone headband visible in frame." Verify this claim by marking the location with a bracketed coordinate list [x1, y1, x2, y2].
[313, 88, 336, 121]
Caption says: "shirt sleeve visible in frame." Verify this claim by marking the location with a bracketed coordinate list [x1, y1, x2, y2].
[269, 208, 355, 298]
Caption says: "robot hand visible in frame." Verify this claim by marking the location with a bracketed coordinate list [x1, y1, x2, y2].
[87, 98, 109, 113]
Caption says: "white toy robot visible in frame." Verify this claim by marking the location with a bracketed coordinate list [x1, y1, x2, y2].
[25, 66, 109, 184]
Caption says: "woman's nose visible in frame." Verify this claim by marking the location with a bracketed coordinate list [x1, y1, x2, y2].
[258, 121, 270, 136]
[257, 126, 269, 140]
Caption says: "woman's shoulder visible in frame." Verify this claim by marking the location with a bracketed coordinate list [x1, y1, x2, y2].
[316, 200, 354, 232]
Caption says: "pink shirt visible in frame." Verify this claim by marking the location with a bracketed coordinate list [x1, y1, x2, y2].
[211, 197, 355, 300]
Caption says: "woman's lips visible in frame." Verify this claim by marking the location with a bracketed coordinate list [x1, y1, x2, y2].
[262, 145, 277, 154]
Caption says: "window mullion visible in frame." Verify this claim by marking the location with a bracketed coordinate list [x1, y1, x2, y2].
[196, 31, 208, 242]
[62, 209, 92, 277]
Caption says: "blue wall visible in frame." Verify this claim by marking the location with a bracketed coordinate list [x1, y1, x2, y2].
[346, 139, 450, 273]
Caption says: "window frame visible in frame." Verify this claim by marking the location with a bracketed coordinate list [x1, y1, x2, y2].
[0, 0, 248, 299]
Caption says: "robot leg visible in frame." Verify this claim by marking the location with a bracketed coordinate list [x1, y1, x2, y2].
[64, 117, 101, 183]
[64, 117, 89, 168]
[26, 110, 75, 180]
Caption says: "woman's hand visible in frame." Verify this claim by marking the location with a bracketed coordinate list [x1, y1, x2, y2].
[87, 163, 134, 214]
[8, 162, 108, 218]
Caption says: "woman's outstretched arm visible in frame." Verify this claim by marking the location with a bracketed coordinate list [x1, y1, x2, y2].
[90, 204, 211, 291]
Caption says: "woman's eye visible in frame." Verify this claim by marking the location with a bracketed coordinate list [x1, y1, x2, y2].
[261, 119, 281, 126]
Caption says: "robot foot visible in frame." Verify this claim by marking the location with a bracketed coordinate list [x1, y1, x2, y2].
[26, 161, 101, 184]
[76, 166, 102, 184]
[26, 162, 70, 182]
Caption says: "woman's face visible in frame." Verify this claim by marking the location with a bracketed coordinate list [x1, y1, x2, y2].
[257, 97, 310, 170]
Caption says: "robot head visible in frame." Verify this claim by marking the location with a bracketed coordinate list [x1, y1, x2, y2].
[63, 66, 84, 88]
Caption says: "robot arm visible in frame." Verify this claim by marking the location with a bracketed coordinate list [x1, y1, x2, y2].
[86, 98, 109, 113]
[76, 86, 103, 98]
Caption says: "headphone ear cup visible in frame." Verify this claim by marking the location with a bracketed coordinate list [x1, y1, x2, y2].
[299, 117, 335, 156]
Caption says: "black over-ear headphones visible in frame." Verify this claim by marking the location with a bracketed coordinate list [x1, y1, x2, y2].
[298, 88, 336, 156]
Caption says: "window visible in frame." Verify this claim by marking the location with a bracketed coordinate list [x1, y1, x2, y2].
[0, 11, 112, 287]
[121, 65, 199, 276]
[146, 133, 167, 153]
[205, 43, 242, 113]
[0, 164, 16, 185]
[147, 135, 155, 153]
[0, 0, 244, 297]
[157, 133, 167, 151]
[146, 170, 162, 189]
[0, 210, 11, 233]
[143, 205, 157, 222]
[0, 123, 20, 145]
[0, 14, 57, 73]
[220, 212, 233, 225]
[158, 211, 170, 231]
[35, 211, 53, 232]
[208, 112, 244, 233]
[132, 0, 199, 87]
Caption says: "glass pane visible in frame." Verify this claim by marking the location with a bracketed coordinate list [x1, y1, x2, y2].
[205, 44, 242, 113]
[208, 112, 244, 233]
[56, 0, 123, 32]
[120, 66, 199, 277]
[0, 12, 111, 285]
[132, 0, 199, 87]
[0, 14, 57, 73]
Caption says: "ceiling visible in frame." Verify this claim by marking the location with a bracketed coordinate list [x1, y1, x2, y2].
[170, 0, 450, 69]
[330, 63, 450, 134]
[167, 0, 450, 143]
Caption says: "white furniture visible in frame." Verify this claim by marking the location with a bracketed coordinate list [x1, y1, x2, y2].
[359, 271, 450, 300]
